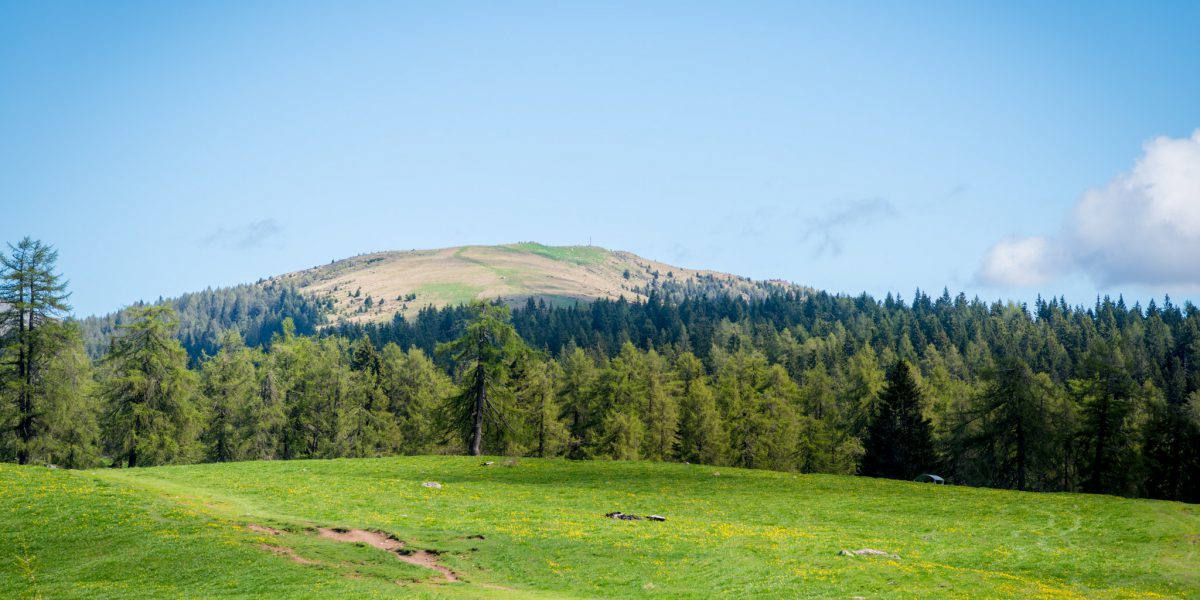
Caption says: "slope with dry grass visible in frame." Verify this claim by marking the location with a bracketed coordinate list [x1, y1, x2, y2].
[274, 243, 797, 324]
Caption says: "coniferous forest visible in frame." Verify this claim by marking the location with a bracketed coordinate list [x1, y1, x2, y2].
[4, 237, 1199, 503]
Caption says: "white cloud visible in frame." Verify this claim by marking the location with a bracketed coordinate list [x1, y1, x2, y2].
[978, 235, 1065, 287]
[978, 129, 1200, 288]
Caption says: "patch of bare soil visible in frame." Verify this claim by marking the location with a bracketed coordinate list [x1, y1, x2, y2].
[318, 527, 404, 551]
[247, 524, 283, 535]
[317, 528, 457, 583]
[397, 549, 458, 582]
[259, 544, 320, 565]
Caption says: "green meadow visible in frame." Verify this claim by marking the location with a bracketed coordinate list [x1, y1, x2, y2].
[2, 457, 1197, 599]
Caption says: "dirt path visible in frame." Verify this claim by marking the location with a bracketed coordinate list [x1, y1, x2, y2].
[316, 527, 458, 582]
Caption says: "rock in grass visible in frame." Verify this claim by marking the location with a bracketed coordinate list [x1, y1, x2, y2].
[605, 512, 644, 520]
[422, 481, 443, 489]
[839, 548, 900, 559]
[646, 515, 666, 522]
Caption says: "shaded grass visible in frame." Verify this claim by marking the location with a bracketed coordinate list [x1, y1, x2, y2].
[3, 458, 1198, 599]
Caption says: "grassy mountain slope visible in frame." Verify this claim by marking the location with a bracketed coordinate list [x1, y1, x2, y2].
[274, 243, 798, 323]
[3, 458, 1196, 599]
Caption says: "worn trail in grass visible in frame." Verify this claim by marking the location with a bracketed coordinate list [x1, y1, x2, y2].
[2, 457, 1198, 598]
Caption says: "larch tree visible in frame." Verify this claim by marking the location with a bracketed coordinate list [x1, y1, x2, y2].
[0, 237, 74, 465]
[1072, 341, 1138, 495]
[34, 324, 101, 468]
[101, 305, 199, 467]
[558, 345, 599, 459]
[953, 356, 1057, 490]
[437, 302, 524, 456]
[378, 344, 450, 454]
[517, 356, 569, 458]
[199, 330, 257, 462]
[640, 349, 680, 461]
[675, 351, 727, 466]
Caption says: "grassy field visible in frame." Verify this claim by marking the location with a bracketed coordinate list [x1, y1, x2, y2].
[502, 243, 609, 266]
[2, 458, 1197, 599]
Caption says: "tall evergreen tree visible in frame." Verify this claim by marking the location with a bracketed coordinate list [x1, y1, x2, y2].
[437, 302, 524, 456]
[199, 330, 257, 462]
[27, 323, 100, 468]
[241, 365, 284, 460]
[100, 305, 199, 467]
[953, 357, 1058, 490]
[675, 352, 727, 465]
[558, 346, 599, 459]
[640, 349, 680, 461]
[517, 357, 569, 457]
[1072, 341, 1138, 495]
[378, 344, 450, 454]
[0, 237, 72, 465]
[860, 361, 936, 480]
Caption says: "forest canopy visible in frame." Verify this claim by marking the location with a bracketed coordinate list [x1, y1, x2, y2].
[5, 238, 1200, 503]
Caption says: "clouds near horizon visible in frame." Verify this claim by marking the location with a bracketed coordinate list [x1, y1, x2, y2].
[202, 219, 283, 250]
[979, 130, 1200, 289]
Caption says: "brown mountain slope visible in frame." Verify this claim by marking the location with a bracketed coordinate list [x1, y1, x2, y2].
[271, 242, 801, 324]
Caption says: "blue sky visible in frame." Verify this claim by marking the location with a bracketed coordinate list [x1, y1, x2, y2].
[2, 1, 1199, 317]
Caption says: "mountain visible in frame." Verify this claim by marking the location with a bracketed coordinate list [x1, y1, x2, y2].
[270, 242, 802, 324]
[79, 243, 803, 358]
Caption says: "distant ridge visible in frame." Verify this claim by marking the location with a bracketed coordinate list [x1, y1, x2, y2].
[270, 242, 806, 324]
[80, 243, 806, 358]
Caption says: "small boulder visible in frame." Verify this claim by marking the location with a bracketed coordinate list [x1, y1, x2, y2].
[839, 548, 900, 559]
[422, 481, 443, 489]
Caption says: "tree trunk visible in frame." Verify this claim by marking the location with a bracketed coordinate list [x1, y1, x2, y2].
[470, 363, 486, 456]
[1015, 416, 1027, 491]
[16, 284, 30, 465]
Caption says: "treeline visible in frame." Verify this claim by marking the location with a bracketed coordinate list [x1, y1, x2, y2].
[3, 238, 1199, 503]
[79, 281, 329, 362]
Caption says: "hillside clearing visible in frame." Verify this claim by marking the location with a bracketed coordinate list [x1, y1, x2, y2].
[2, 458, 1197, 599]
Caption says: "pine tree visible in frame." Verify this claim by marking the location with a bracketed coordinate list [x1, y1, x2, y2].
[517, 357, 569, 457]
[558, 346, 598, 459]
[640, 349, 680, 461]
[860, 361, 936, 480]
[101, 305, 200, 467]
[241, 365, 284, 460]
[437, 302, 524, 456]
[0, 237, 73, 465]
[675, 352, 727, 465]
[29, 323, 101, 468]
[1072, 341, 1138, 495]
[954, 357, 1057, 490]
[596, 343, 649, 459]
[378, 344, 450, 454]
[199, 330, 257, 462]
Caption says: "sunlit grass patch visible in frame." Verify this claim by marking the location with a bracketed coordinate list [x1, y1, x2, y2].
[3, 458, 1198, 599]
